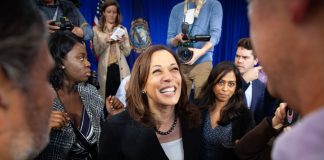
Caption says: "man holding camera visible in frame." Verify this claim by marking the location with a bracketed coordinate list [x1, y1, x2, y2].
[35, 0, 93, 40]
[167, 0, 223, 99]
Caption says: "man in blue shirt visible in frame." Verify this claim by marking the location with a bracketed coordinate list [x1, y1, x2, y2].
[35, 0, 93, 40]
[167, 0, 223, 99]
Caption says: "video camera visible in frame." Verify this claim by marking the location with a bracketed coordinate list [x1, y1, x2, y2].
[177, 22, 211, 63]
[50, 17, 74, 31]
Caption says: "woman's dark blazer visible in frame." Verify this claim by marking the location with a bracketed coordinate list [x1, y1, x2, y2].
[97, 111, 202, 160]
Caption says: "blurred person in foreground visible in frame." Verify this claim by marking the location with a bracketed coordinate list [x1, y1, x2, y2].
[0, 0, 55, 159]
[247, 0, 324, 159]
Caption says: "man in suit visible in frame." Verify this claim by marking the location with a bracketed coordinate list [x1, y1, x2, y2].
[234, 38, 278, 124]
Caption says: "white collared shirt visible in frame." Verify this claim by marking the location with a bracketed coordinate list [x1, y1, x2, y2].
[245, 82, 253, 109]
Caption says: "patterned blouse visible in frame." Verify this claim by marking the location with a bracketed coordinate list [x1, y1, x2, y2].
[202, 111, 233, 160]
[35, 83, 105, 160]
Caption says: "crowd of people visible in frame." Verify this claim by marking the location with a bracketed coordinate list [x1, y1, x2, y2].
[1, 0, 323, 160]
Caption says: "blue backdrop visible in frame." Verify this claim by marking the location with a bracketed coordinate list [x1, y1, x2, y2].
[79, 0, 249, 71]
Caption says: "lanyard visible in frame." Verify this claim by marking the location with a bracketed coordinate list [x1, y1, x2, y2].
[52, 6, 59, 21]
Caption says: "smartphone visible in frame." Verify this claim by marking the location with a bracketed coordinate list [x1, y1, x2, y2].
[283, 107, 299, 126]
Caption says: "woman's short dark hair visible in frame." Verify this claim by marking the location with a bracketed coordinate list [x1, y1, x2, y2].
[197, 61, 246, 125]
[99, 0, 122, 32]
[237, 37, 256, 59]
[48, 30, 84, 90]
[126, 45, 201, 128]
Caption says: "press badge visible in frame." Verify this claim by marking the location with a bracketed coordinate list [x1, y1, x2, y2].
[185, 9, 195, 25]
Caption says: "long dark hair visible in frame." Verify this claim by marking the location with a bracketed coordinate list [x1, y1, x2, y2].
[126, 45, 201, 128]
[197, 61, 246, 125]
[98, 0, 122, 32]
[48, 31, 84, 90]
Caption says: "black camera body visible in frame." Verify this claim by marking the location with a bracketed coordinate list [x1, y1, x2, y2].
[177, 22, 211, 63]
[50, 17, 74, 31]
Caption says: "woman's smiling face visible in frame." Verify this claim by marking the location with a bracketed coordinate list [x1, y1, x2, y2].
[144, 50, 182, 108]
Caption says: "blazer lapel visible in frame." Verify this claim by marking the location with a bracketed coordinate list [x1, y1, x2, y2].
[181, 120, 202, 160]
[135, 125, 169, 160]
[250, 81, 258, 112]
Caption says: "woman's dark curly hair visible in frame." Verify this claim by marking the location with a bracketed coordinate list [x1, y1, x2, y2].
[197, 61, 247, 126]
[48, 30, 84, 90]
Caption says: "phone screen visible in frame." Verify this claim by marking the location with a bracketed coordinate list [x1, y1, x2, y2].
[283, 107, 299, 126]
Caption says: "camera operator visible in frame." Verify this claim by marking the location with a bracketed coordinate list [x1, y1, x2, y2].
[167, 0, 223, 99]
[34, 0, 93, 41]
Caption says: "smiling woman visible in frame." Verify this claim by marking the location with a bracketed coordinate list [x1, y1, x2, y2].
[97, 45, 202, 160]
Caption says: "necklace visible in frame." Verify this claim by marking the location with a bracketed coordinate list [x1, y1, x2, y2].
[154, 116, 178, 135]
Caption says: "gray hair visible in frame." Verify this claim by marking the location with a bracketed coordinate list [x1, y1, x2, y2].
[0, 0, 47, 90]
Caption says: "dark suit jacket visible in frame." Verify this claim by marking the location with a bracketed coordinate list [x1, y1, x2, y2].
[244, 79, 279, 124]
[97, 111, 202, 160]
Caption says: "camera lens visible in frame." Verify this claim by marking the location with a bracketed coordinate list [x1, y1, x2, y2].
[177, 47, 193, 63]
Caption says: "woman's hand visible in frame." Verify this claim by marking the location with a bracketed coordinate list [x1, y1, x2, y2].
[105, 32, 113, 43]
[49, 110, 70, 131]
[105, 96, 124, 116]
